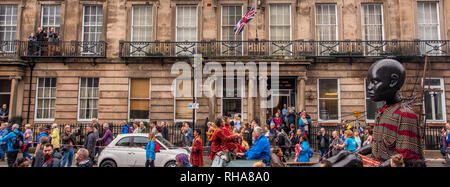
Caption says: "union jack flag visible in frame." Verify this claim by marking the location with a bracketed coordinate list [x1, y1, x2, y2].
[234, 7, 256, 35]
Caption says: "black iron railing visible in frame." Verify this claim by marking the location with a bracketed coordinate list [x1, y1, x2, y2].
[18, 41, 107, 58]
[119, 40, 450, 58]
[0, 40, 107, 58]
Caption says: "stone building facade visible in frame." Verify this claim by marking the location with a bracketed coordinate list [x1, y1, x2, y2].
[0, 0, 449, 128]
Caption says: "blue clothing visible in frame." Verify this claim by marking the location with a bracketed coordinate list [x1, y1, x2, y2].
[282, 108, 288, 121]
[233, 120, 241, 131]
[0, 109, 8, 122]
[0, 129, 9, 145]
[121, 124, 130, 134]
[37, 132, 48, 144]
[146, 141, 156, 161]
[298, 118, 311, 132]
[61, 148, 74, 167]
[297, 141, 311, 162]
[344, 138, 357, 152]
[0, 129, 23, 152]
[244, 135, 270, 165]
[23, 143, 32, 159]
[0, 144, 6, 160]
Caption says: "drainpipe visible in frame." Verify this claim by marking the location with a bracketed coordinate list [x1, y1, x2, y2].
[26, 60, 35, 124]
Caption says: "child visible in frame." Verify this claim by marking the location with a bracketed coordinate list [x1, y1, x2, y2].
[338, 130, 357, 152]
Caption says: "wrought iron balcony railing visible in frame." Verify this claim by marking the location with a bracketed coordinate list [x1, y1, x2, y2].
[0, 40, 106, 58]
[119, 40, 450, 58]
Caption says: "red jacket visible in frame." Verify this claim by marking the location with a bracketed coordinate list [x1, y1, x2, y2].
[190, 136, 204, 167]
[208, 127, 235, 160]
[223, 125, 236, 151]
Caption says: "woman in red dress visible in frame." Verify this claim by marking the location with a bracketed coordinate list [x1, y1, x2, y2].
[208, 117, 239, 160]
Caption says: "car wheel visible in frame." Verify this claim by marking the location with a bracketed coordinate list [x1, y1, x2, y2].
[164, 160, 177, 167]
[100, 160, 117, 167]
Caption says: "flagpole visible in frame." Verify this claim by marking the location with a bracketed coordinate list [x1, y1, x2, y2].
[255, 0, 258, 40]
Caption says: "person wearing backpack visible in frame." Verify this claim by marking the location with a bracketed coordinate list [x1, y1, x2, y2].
[145, 132, 156, 167]
[0, 124, 23, 167]
[296, 136, 312, 163]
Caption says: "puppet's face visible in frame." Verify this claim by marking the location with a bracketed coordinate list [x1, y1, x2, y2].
[367, 60, 405, 102]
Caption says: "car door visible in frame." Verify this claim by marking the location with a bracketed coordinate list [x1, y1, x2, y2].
[112, 137, 132, 167]
[131, 136, 148, 167]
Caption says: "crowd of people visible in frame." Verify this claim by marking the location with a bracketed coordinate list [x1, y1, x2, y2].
[27, 27, 60, 56]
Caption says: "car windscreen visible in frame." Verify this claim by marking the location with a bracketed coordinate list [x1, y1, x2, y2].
[156, 136, 174, 148]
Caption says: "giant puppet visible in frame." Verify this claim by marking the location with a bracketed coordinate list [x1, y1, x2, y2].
[321, 59, 426, 167]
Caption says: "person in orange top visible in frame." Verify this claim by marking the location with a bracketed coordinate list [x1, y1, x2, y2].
[208, 117, 240, 160]
[190, 129, 204, 167]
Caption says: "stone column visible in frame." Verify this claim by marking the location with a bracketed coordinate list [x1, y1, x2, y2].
[8, 76, 21, 121]
[258, 76, 268, 126]
[297, 76, 306, 112]
[247, 76, 256, 122]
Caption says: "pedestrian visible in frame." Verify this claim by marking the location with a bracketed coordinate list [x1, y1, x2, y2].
[0, 124, 23, 167]
[75, 148, 93, 167]
[0, 104, 8, 122]
[272, 113, 282, 130]
[390, 154, 404, 167]
[181, 122, 192, 147]
[269, 146, 285, 167]
[329, 130, 343, 157]
[285, 107, 296, 133]
[84, 126, 97, 164]
[155, 126, 163, 138]
[22, 124, 33, 160]
[41, 143, 62, 167]
[233, 114, 241, 131]
[208, 117, 239, 161]
[316, 127, 330, 161]
[276, 128, 290, 158]
[0, 123, 9, 161]
[354, 130, 363, 150]
[27, 32, 36, 55]
[61, 125, 78, 167]
[151, 121, 157, 134]
[298, 113, 310, 137]
[237, 126, 271, 165]
[97, 123, 113, 147]
[160, 121, 169, 139]
[175, 153, 191, 167]
[133, 122, 141, 133]
[92, 122, 100, 157]
[120, 121, 131, 134]
[190, 129, 204, 167]
[439, 128, 448, 164]
[32, 136, 49, 167]
[338, 130, 357, 152]
[295, 136, 312, 163]
[206, 122, 216, 147]
[50, 123, 60, 153]
[139, 121, 147, 133]
[145, 132, 156, 167]
[14, 157, 29, 167]
[236, 130, 249, 153]
[37, 126, 48, 145]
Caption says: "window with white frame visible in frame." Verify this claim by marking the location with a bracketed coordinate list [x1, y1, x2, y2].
[361, 4, 384, 55]
[78, 78, 99, 121]
[417, 2, 440, 55]
[222, 78, 243, 118]
[35, 78, 56, 121]
[270, 4, 291, 55]
[0, 5, 18, 53]
[82, 5, 103, 54]
[41, 5, 61, 35]
[315, 4, 337, 55]
[131, 5, 153, 56]
[318, 79, 339, 121]
[364, 79, 385, 121]
[221, 5, 242, 55]
[129, 78, 150, 120]
[176, 5, 197, 56]
[174, 79, 193, 121]
[424, 78, 445, 121]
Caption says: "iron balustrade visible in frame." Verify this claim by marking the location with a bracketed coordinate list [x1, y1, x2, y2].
[119, 40, 450, 58]
[4, 40, 107, 58]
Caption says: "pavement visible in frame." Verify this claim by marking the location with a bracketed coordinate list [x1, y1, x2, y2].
[0, 151, 447, 167]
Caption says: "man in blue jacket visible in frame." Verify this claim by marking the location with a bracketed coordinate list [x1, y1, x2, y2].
[238, 126, 271, 165]
[37, 126, 49, 145]
[120, 121, 130, 134]
[0, 123, 9, 161]
[0, 124, 23, 167]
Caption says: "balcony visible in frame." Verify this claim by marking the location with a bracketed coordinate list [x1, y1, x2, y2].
[0, 40, 106, 58]
[119, 40, 450, 58]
